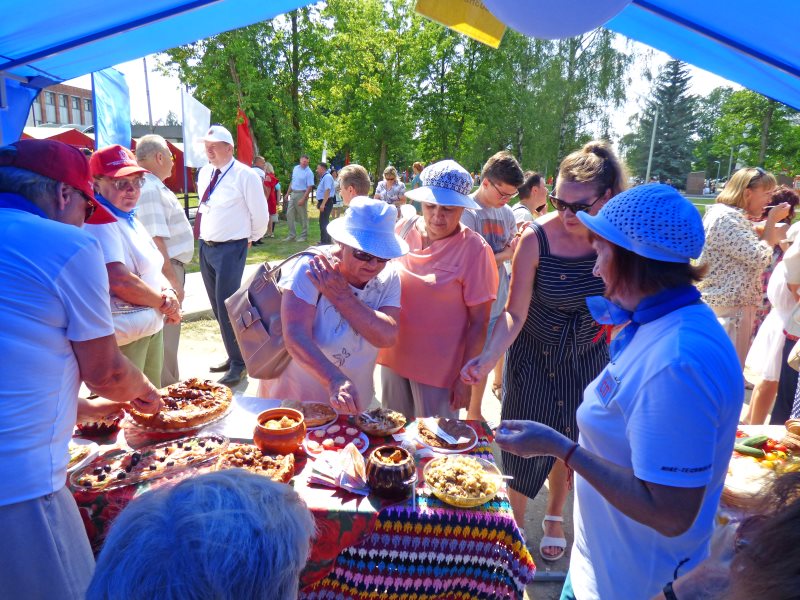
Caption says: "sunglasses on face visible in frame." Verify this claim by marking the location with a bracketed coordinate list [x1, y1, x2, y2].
[351, 248, 389, 263]
[489, 179, 518, 200]
[548, 193, 603, 214]
[111, 177, 145, 191]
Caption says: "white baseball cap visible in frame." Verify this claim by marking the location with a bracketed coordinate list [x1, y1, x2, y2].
[202, 125, 234, 146]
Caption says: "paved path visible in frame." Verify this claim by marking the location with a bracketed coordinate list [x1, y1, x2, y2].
[181, 264, 259, 321]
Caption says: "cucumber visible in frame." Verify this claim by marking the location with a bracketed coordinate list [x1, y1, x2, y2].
[734, 444, 766, 458]
[740, 435, 769, 448]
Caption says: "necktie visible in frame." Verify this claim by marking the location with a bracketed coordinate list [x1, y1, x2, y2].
[193, 168, 221, 240]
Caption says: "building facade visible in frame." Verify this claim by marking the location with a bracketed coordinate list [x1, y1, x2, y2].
[27, 83, 93, 128]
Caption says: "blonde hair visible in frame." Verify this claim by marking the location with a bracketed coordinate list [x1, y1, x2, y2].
[717, 167, 777, 209]
[264, 161, 275, 175]
[383, 165, 398, 179]
[558, 140, 627, 198]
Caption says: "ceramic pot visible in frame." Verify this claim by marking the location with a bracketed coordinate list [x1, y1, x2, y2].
[253, 408, 306, 455]
[366, 445, 416, 498]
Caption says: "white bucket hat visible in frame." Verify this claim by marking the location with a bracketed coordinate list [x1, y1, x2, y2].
[327, 196, 409, 259]
[577, 183, 704, 263]
[405, 159, 479, 209]
[202, 125, 234, 146]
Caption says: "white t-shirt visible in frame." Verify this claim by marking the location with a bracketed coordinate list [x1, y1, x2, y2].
[259, 247, 401, 410]
[86, 216, 168, 326]
[571, 302, 743, 600]
[0, 207, 114, 505]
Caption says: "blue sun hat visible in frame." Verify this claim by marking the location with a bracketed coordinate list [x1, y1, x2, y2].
[576, 183, 704, 263]
[326, 196, 409, 259]
[405, 159, 479, 209]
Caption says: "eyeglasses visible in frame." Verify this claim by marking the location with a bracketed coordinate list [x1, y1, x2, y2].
[548, 193, 603, 214]
[351, 248, 389, 263]
[489, 179, 518, 201]
[111, 177, 145, 191]
[534, 203, 547, 214]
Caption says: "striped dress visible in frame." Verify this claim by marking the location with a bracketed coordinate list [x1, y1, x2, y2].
[501, 222, 609, 499]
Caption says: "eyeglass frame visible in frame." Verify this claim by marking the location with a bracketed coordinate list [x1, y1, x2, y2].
[350, 247, 390, 263]
[488, 178, 519, 201]
[548, 192, 604, 214]
[110, 176, 146, 191]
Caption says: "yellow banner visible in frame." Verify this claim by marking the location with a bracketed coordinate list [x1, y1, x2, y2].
[415, 0, 506, 49]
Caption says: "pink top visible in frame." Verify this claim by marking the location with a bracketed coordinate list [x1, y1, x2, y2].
[378, 219, 498, 388]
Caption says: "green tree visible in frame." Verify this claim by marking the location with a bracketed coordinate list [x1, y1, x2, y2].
[692, 86, 733, 181]
[622, 60, 696, 187]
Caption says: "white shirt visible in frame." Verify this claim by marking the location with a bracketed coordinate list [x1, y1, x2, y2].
[136, 173, 195, 264]
[316, 172, 335, 203]
[571, 303, 743, 599]
[0, 206, 114, 505]
[197, 158, 269, 243]
[259, 247, 401, 410]
[290, 164, 315, 192]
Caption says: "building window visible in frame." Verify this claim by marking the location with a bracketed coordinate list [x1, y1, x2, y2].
[71, 97, 80, 110]
[84, 99, 92, 111]
[58, 95, 68, 107]
[45, 92, 55, 105]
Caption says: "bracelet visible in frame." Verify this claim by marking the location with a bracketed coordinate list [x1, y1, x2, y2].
[662, 581, 679, 600]
[563, 443, 579, 468]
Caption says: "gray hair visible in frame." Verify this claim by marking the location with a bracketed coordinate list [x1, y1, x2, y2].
[264, 161, 275, 175]
[86, 470, 316, 600]
[135, 135, 170, 161]
[0, 166, 58, 205]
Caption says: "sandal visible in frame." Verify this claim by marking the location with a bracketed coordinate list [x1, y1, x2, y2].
[540, 515, 567, 562]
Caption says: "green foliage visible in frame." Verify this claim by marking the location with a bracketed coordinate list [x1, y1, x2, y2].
[161, 1, 635, 182]
[620, 60, 696, 187]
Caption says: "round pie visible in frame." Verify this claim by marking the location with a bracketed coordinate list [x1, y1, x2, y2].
[216, 443, 295, 483]
[128, 378, 232, 430]
[281, 400, 337, 428]
[355, 407, 407, 436]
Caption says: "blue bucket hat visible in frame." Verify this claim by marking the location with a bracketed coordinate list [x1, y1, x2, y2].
[576, 183, 704, 263]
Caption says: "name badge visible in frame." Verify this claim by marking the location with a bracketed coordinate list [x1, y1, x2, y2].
[595, 370, 618, 406]
[198, 203, 209, 214]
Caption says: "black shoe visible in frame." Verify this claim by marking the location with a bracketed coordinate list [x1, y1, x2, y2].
[252, 239, 263, 246]
[218, 366, 247, 387]
[209, 359, 231, 373]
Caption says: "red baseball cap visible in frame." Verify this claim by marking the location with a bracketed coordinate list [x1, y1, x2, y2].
[89, 144, 148, 179]
[0, 139, 115, 224]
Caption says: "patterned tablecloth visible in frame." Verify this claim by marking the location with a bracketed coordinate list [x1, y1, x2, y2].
[71, 410, 535, 599]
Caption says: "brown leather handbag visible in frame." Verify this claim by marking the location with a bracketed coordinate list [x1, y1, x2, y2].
[225, 249, 319, 380]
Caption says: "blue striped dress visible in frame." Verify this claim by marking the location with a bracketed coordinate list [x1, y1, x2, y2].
[501, 222, 609, 499]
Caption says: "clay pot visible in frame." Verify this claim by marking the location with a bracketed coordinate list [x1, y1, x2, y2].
[366, 445, 416, 498]
[253, 408, 306, 455]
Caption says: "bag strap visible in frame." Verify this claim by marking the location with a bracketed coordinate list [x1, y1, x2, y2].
[265, 248, 321, 280]
[399, 215, 419, 240]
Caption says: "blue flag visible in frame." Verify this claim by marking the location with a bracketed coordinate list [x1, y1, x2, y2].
[92, 68, 131, 149]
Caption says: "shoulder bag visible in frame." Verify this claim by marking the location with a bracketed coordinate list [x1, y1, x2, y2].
[225, 249, 320, 380]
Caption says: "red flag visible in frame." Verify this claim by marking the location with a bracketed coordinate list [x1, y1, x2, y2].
[236, 109, 254, 166]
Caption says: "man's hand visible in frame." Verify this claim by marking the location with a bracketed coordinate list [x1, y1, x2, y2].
[130, 383, 163, 415]
[450, 379, 472, 411]
[299, 196, 307, 207]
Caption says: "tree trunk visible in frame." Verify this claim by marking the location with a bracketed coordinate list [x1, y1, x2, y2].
[289, 10, 301, 141]
[376, 140, 388, 182]
[758, 100, 775, 167]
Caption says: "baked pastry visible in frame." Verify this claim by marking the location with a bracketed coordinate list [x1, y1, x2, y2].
[216, 443, 295, 483]
[68, 441, 91, 469]
[281, 400, 337, 427]
[355, 407, 406, 436]
[76, 412, 122, 437]
[305, 423, 367, 455]
[71, 434, 227, 492]
[128, 378, 232, 430]
[417, 418, 477, 451]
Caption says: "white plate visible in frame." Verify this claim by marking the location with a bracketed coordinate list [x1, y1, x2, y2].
[67, 438, 99, 474]
[303, 431, 370, 456]
[306, 413, 340, 431]
[415, 422, 478, 454]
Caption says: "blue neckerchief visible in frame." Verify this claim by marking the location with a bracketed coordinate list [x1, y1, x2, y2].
[96, 193, 136, 228]
[0, 192, 48, 218]
[586, 284, 701, 360]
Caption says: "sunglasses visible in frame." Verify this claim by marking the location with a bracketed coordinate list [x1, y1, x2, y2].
[111, 177, 145, 191]
[351, 248, 389, 263]
[748, 166, 767, 187]
[489, 179, 518, 201]
[548, 193, 603, 214]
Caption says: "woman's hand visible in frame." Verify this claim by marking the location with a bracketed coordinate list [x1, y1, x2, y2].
[307, 254, 351, 303]
[450, 379, 472, 411]
[460, 354, 493, 385]
[328, 376, 359, 414]
[159, 289, 180, 318]
[766, 202, 791, 224]
[495, 420, 570, 458]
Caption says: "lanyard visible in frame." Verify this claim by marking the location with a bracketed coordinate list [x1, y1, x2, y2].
[203, 162, 235, 205]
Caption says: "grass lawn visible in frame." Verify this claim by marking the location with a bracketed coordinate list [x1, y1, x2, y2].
[184, 204, 327, 274]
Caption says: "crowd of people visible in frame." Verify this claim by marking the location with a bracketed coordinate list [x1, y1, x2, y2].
[3, 126, 800, 600]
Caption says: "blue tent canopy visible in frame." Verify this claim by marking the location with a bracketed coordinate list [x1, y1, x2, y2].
[2, 0, 800, 142]
[607, 0, 800, 110]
